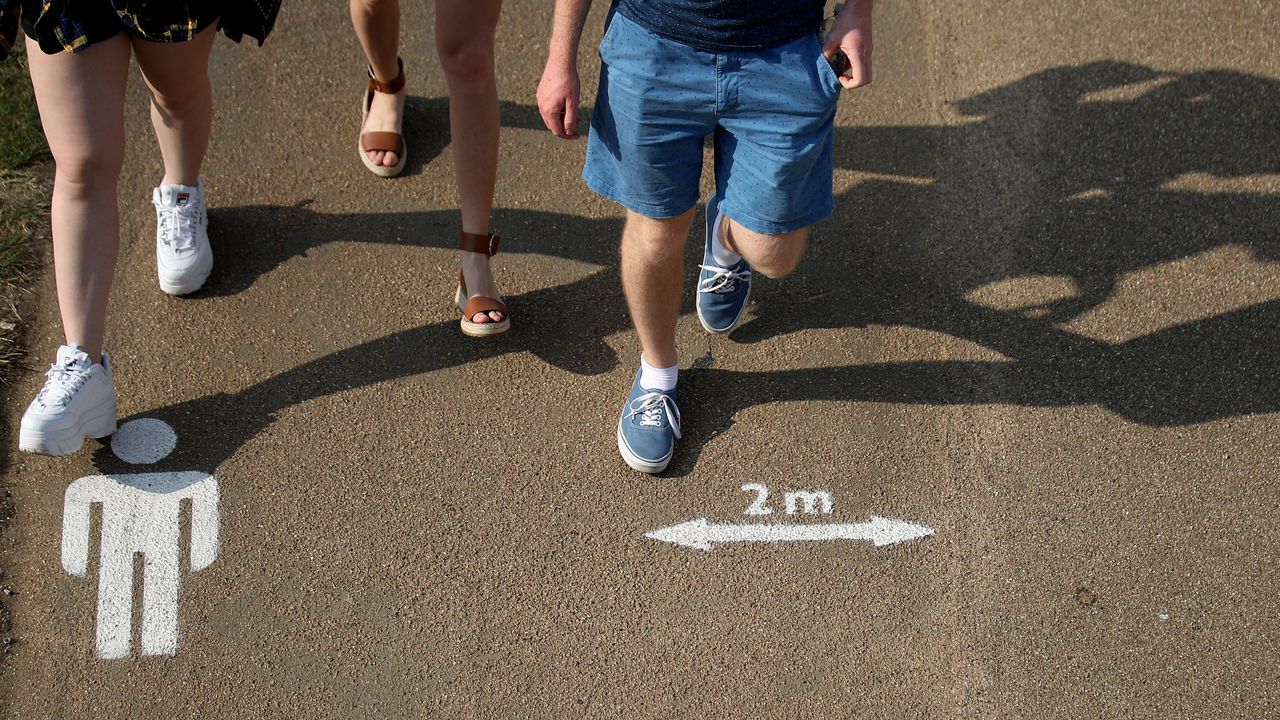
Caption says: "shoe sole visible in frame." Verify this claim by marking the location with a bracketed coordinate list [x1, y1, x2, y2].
[18, 400, 117, 457]
[159, 268, 211, 296]
[159, 246, 213, 296]
[616, 422, 672, 474]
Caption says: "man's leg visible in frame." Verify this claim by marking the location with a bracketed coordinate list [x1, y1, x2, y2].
[721, 222, 810, 279]
[577, 12, 716, 472]
[615, 209, 694, 474]
[704, 32, 842, 333]
[622, 209, 696, 368]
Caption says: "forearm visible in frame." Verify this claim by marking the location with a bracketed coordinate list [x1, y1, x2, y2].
[546, 0, 592, 67]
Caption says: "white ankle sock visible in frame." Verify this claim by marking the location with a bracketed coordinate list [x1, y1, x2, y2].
[710, 211, 741, 267]
[639, 355, 679, 392]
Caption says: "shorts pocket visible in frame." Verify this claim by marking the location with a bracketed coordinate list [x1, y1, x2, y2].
[815, 44, 846, 98]
[598, 9, 623, 61]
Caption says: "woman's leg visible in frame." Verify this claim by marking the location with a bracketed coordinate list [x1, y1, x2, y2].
[351, 0, 404, 169]
[131, 22, 220, 186]
[25, 34, 133, 362]
[437, 0, 505, 323]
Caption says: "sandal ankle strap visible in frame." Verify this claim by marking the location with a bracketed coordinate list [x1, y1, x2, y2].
[367, 57, 405, 95]
[459, 231, 500, 256]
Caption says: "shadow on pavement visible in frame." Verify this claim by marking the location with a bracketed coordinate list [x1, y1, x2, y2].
[395, 97, 589, 176]
[94, 62, 1279, 476]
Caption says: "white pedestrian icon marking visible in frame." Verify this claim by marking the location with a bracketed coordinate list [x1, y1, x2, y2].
[60, 419, 219, 659]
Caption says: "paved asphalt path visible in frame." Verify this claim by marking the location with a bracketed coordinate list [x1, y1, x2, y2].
[2, 0, 1278, 717]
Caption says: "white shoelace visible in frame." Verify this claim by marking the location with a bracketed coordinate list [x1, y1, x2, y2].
[157, 202, 203, 252]
[625, 392, 682, 438]
[698, 263, 751, 294]
[36, 361, 90, 408]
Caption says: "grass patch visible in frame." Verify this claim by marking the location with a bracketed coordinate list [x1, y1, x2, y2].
[0, 43, 50, 369]
[0, 44, 45, 170]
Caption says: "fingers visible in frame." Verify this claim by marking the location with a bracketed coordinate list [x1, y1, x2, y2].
[538, 95, 580, 139]
[538, 95, 564, 137]
[834, 31, 873, 90]
[537, 67, 583, 140]
[840, 54, 871, 89]
[562, 99, 579, 139]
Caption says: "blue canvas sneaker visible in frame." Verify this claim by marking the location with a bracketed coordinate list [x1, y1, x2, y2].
[616, 369, 682, 474]
[695, 194, 752, 334]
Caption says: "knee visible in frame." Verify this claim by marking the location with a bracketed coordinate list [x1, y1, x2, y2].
[627, 233, 685, 263]
[623, 216, 689, 263]
[752, 250, 802, 279]
[730, 224, 808, 278]
[148, 77, 210, 119]
[53, 147, 124, 191]
[437, 38, 494, 85]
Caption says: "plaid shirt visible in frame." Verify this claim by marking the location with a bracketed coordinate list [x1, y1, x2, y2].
[0, 0, 279, 60]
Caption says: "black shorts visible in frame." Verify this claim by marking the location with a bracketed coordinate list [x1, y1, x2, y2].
[3, 1, 277, 58]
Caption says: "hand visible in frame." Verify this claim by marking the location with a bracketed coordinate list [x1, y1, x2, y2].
[538, 61, 582, 139]
[823, 1, 873, 89]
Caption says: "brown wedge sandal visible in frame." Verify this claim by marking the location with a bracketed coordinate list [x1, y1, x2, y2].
[359, 57, 407, 178]
[454, 231, 511, 337]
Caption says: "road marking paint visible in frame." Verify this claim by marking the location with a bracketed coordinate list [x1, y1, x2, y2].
[740, 483, 835, 516]
[62, 472, 219, 659]
[740, 483, 773, 515]
[646, 516, 935, 552]
[110, 418, 178, 465]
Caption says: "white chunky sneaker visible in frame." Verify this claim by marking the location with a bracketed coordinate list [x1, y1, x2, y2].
[19, 344, 117, 456]
[153, 180, 212, 295]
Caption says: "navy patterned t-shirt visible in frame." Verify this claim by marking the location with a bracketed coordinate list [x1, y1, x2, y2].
[613, 0, 827, 51]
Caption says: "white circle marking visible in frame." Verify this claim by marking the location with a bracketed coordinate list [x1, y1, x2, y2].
[111, 418, 178, 464]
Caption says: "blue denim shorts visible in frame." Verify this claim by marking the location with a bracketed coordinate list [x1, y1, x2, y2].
[583, 11, 842, 235]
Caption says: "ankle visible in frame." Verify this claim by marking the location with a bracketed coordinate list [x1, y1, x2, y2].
[711, 213, 742, 266]
[458, 249, 492, 268]
[639, 354, 679, 391]
[160, 176, 200, 190]
[64, 342, 103, 365]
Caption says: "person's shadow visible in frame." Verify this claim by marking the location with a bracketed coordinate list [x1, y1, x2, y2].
[94, 61, 1280, 476]
[394, 97, 590, 178]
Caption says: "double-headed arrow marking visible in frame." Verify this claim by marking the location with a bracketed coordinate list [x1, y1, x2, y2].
[646, 516, 935, 551]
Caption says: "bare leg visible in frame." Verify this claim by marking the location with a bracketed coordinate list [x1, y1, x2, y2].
[350, 0, 404, 169]
[437, 0, 505, 323]
[26, 34, 132, 362]
[132, 23, 219, 187]
[722, 220, 810, 279]
[621, 210, 696, 368]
